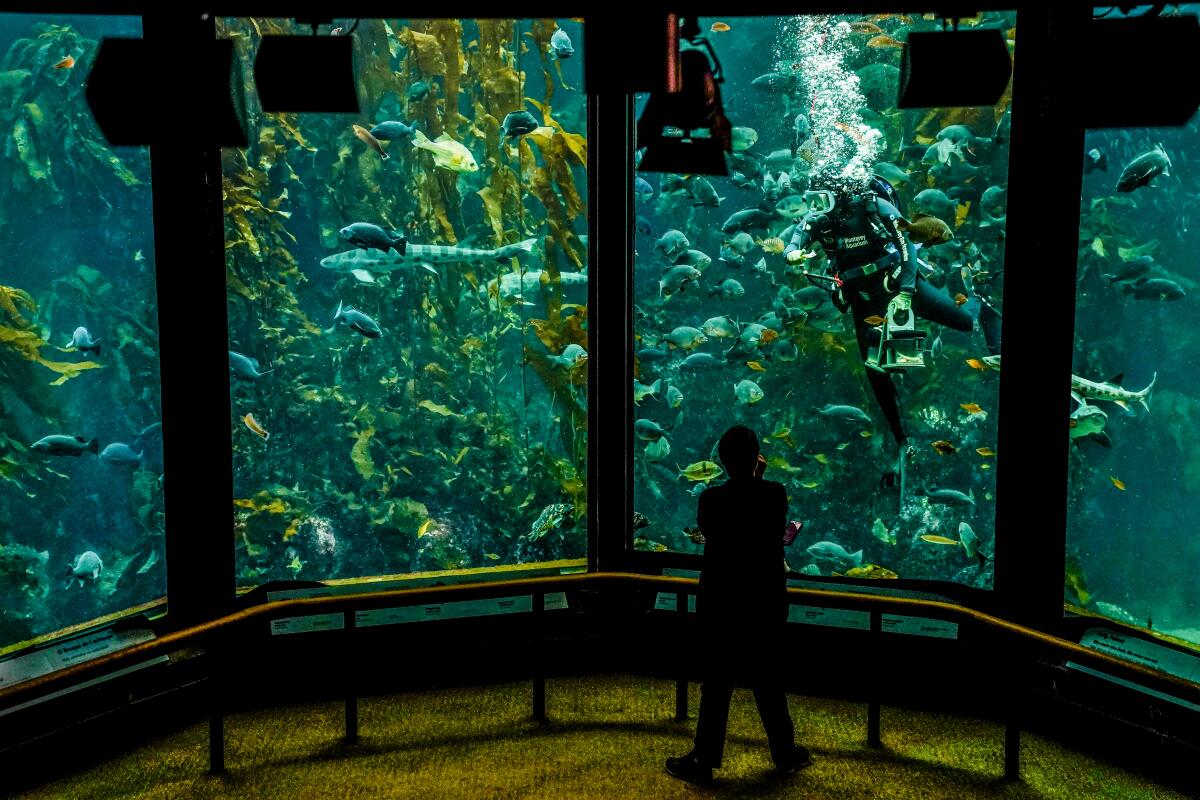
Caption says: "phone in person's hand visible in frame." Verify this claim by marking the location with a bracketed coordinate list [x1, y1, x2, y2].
[783, 520, 804, 546]
[753, 453, 767, 478]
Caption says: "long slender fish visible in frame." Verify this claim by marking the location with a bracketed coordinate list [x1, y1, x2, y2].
[319, 238, 537, 274]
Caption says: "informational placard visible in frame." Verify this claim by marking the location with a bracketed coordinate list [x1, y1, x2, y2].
[0, 656, 170, 718]
[269, 613, 344, 635]
[1078, 628, 1200, 682]
[788, 605, 870, 630]
[354, 592, 568, 629]
[654, 593, 696, 613]
[1065, 627, 1200, 711]
[0, 628, 156, 689]
[265, 563, 580, 603]
[1066, 663, 1200, 713]
[881, 614, 959, 639]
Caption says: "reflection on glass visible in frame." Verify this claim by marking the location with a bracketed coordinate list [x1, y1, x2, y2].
[1066, 7, 1199, 650]
[0, 16, 164, 655]
[221, 19, 588, 588]
[632, 13, 1012, 587]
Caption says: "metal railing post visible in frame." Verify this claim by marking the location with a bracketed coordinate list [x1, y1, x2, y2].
[345, 610, 358, 744]
[1004, 657, 1021, 780]
[533, 591, 547, 722]
[675, 590, 688, 722]
[868, 609, 881, 748]
[208, 636, 225, 774]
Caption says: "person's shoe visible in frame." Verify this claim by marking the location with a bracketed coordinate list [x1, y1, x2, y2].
[776, 744, 812, 775]
[665, 753, 714, 785]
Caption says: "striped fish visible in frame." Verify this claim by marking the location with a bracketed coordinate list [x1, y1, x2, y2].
[319, 238, 537, 275]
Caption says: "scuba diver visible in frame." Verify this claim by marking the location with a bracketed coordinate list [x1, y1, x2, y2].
[783, 173, 1001, 493]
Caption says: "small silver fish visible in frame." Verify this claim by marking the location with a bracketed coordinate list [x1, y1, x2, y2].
[69, 326, 101, 355]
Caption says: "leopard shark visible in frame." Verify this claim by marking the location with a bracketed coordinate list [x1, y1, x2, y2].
[319, 238, 537, 282]
[979, 355, 1155, 413]
[1070, 371, 1155, 413]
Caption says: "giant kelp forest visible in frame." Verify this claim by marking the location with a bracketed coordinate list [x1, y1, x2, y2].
[220, 18, 589, 586]
[0, 19, 162, 651]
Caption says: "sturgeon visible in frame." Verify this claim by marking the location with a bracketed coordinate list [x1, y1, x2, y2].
[319, 238, 537, 276]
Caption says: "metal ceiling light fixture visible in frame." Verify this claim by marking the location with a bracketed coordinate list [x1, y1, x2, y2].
[899, 24, 1012, 109]
[254, 18, 359, 113]
[1081, 11, 1200, 128]
[87, 37, 247, 147]
[636, 14, 731, 175]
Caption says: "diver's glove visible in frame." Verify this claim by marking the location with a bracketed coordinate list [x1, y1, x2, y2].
[887, 291, 912, 324]
[785, 249, 805, 264]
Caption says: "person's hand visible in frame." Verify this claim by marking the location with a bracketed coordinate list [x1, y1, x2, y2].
[887, 291, 912, 320]
[753, 453, 767, 478]
[785, 249, 805, 264]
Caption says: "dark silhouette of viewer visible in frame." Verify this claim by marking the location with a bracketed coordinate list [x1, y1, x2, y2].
[666, 425, 811, 785]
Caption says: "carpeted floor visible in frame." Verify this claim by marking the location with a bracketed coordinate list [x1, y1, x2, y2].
[10, 675, 1188, 800]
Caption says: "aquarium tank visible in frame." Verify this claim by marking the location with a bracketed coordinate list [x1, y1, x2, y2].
[0, 15, 163, 655]
[220, 18, 588, 589]
[631, 12, 1013, 587]
[1065, 9, 1200, 650]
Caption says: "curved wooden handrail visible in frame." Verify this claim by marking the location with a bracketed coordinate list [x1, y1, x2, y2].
[2, 572, 1197, 712]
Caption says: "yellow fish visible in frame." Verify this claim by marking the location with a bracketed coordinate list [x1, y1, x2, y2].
[920, 534, 959, 545]
[1110, 475, 1126, 491]
[679, 460, 723, 481]
[960, 403, 984, 414]
[759, 236, 786, 254]
[845, 564, 898, 579]
[411, 128, 478, 172]
[931, 440, 957, 455]
[747, 360, 767, 372]
[976, 447, 996, 457]
[243, 413, 270, 440]
[954, 201, 971, 228]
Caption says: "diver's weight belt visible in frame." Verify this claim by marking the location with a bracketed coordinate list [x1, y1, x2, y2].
[837, 250, 901, 283]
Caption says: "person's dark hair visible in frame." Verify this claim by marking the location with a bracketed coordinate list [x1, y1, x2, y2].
[717, 425, 759, 476]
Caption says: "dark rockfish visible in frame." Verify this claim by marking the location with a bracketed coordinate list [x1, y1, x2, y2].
[100, 442, 143, 468]
[32, 434, 99, 456]
[369, 120, 418, 141]
[407, 81, 430, 102]
[1116, 144, 1171, 192]
[340, 223, 407, 255]
[1106, 256, 1152, 284]
[331, 301, 383, 338]
[751, 72, 798, 93]
[500, 110, 539, 139]
[1123, 277, 1184, 301]
[721, 208, 772, 234]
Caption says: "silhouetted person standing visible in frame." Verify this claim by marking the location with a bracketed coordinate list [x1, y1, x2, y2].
[666, 425, 810, 785]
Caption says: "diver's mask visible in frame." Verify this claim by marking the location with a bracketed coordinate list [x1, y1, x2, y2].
[802, 189, 836, 214]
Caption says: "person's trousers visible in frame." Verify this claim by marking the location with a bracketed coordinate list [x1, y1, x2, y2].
[693, 679, 795, 768]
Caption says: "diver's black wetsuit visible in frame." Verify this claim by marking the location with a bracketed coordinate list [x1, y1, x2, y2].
[784, 187, 997, 444]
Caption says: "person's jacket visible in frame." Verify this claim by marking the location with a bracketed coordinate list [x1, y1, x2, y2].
[696, 475, 789, 628]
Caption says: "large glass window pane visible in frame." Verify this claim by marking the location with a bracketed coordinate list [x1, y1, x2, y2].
[632, 12, 1013, 588]
[0, 15, 163, 655]
[222, 18, 588, 589]
[1066, 9, 1199, 649]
